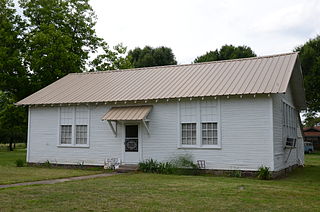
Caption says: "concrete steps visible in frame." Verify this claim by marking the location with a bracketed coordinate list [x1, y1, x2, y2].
[116, 164, 139, 173]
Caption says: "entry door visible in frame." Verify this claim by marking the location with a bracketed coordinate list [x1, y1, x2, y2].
[124, 125, 139, 164]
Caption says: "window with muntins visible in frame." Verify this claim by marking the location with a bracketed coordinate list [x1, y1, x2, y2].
[76, 125, 88, 144]
[60, 125, 72, 144]
[202, 123, 218, 145]
[59, 106, 89, 147]
[179, 100, 220, 148]
[181, 123, 196, 145]
[282, 101, 297, 146]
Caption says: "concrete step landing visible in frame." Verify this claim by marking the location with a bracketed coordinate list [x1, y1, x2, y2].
[116, 164, 139, 173]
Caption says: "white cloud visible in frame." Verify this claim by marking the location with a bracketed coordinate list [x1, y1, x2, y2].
[90, 0, 320, 64]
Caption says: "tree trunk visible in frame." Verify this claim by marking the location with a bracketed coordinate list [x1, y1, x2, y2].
[14, 143, 16, 149]
[9, 142, 13, 151]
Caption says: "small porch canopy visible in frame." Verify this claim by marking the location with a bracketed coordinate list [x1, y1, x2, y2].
[102, 106, 152, 135]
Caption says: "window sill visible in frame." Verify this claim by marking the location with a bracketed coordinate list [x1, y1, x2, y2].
[57, 145, 89, 148]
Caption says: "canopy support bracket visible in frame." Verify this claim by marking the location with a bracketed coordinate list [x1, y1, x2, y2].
[142, 120, 150, 135]
[107, 120, 117, 137]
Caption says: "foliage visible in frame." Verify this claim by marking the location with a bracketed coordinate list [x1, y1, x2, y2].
[90, 43, 133, 71]
[127, 46, 177, 68]
[15, 159, 24, 167]
[43, 160, 52, 168]
[138, 159, 176, 174]
[0, 93, 27, 150]
[19, 0, 104, 91]
[257, 166, 271, 180]
[194, 44, 256, 63]
[0, 0, 30, 100]
[295, 35, 320, 114]
[170, 154, 199, 175]
[139, 155, 199, 175]
[229, 170, 242, 178]
[303, 112, 320, 127]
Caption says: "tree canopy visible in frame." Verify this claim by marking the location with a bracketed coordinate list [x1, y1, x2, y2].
[127, 46, 177, 68]
[295, 35, 320, 114]
[19, 0, 104, 91]
[194, 44, 256, 63]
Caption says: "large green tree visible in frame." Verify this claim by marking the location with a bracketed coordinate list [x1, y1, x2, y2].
[194, 44, 256, 63]
[127, 46, 177, 68]
[295, 35, 320, 115]
[19, 0, 103, 91]
[0, 0, 30, 100]
[0, 0, 28, 148]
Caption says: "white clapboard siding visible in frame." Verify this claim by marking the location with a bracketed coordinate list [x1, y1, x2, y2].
[272, 85, 304, 171]
[28, 95, 275, 171]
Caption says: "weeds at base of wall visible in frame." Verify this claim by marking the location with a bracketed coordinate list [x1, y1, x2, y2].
[138, 155, 199, 175]
[257, 166, 271, 180]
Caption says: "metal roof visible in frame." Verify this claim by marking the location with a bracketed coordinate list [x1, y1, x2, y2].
[16, 52, 303, 106]
[102, 106, 152, 121]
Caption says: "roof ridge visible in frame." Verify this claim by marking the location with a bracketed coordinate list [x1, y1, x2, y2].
[70, 52, 297, 76]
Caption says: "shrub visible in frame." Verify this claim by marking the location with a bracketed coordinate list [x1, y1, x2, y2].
[229, 170, 242, 178]
[139, 159, 177, 174]
[139, 155, 199, 175]
[257, 166, 271, 180]
[43, 160, 52, 168]
[15, 159, 24, 167]
[170, 154, 199, 175]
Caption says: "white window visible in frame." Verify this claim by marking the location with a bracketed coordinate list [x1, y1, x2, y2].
[59, 106, 89, 147]
[181, 123, 196, 145]
[179, 99, 220, 149]
[282, 101, 297, 147]
[202, 123, 218, 145]
[60, 125, 72, 144]
[76, 125, 88, 144]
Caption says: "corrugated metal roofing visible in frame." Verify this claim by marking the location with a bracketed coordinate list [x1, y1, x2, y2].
[102, 106, 152, 121]
[16, 52, 300, 105]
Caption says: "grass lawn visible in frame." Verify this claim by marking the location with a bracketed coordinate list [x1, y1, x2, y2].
[0, 152, 319, 211]
[0, 149, 103, 185]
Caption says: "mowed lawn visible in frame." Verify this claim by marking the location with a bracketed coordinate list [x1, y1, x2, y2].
[0, 149, 102, 185]
[0, 151, 319, 211]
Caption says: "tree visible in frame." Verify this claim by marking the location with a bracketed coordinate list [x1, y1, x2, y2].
[0, 0, 30, 100]
[127, 46, 177, 68]
[0, 92, 27, 151]
[295, 35, 320, 114]
[19, 0, 103, 91]
[90, 43, 133, 71]
[194, 44, 256, 63]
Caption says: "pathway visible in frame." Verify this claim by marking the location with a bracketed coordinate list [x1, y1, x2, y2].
[0, 172, 119, 189]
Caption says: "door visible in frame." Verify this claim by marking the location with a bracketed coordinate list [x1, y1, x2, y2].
[123, 125, 140, 164]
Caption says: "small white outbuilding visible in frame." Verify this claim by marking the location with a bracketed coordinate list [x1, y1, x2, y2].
[17, 52, 306, 172]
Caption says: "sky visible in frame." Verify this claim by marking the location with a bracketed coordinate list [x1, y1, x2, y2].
[90, 0, 320, 64]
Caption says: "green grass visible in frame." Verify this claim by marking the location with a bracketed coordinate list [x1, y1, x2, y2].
[0, 151, 319, 211]
[0, 149, 103, 185]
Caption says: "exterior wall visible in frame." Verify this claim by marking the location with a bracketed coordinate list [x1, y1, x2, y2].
[28, 96, 274, 170]
[272, 85, 304, 171]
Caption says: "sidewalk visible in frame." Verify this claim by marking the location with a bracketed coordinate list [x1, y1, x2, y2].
[0, 172, 119, 189]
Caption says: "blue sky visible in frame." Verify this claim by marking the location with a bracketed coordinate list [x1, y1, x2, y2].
[90, 0, 320, 64]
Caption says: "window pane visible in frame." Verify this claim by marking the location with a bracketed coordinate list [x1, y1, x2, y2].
[76, 125, 87, 144]
[201, 122, 218, 145]
[181, 123, 196, 145]
[60, 125, 72, 144]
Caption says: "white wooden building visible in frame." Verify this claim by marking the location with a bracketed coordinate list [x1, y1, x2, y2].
[17, 52, 306, 172]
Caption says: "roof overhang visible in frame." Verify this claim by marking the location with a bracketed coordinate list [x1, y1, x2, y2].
[289, 56, 307, 110]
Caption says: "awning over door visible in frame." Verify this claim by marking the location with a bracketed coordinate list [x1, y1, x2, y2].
[102, 106, 152, 121]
